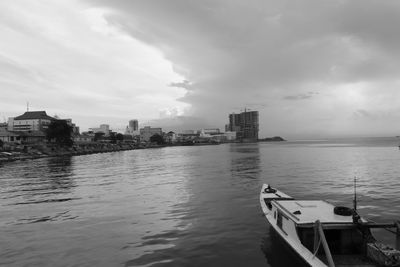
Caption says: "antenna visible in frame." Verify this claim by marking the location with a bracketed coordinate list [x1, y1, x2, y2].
[353, 176, 357, 212]
[27, 102, 29, 111]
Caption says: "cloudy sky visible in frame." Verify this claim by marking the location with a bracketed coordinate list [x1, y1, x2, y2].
[1, 0, 400, 138]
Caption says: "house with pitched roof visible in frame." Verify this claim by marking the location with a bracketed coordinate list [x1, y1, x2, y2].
[8, 111, 56, 132]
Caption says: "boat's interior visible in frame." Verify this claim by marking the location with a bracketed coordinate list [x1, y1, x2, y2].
[297, 225, 376, 266]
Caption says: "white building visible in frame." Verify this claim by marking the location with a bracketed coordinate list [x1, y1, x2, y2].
[90, 124, 110, 136]
[140, 126, 162, 142]
[203, 128, 220, 134]
[224, 131, 237, 141]
[74, 134, 94, 143]
[8, 111, 56, 132]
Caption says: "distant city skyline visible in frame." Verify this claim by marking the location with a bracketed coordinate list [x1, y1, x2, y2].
[1, 1, 400, 139]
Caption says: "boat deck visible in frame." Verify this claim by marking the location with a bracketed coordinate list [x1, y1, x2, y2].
[273, 200, 366, 225]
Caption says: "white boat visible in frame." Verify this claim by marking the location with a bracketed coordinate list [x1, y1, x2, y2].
[260, 184, 400, 267]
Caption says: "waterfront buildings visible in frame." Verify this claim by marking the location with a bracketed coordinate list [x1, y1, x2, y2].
[140, 126, 162, 142]
[1, 111, 80, 145]
[74, 134, 94, 143]
[227, 110, 259, 142]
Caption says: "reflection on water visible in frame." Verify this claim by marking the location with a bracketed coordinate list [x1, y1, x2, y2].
[0, 156, 77, 227]
[0, 141, 400, 266]
[230, 143, 261, 180]
[2, 156, 75, 202]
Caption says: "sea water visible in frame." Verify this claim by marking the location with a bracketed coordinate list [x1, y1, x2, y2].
[1, 137, 399, 266]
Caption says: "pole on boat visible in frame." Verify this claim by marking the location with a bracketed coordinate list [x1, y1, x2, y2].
[316, 220, 335, 267]
[353, 176, 357, 212]
[396, 221, 400, 236]
[313, 222, 319, 253]
[395, 221, 400, 250]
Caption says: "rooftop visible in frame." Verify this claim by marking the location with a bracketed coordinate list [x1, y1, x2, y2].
[274, 200, 360, 224]
[14, 111, 56, 121]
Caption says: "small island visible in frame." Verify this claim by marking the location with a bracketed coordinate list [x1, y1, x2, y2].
[258, 136, 286, 142]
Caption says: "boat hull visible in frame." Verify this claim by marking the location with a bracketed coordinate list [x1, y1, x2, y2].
[263, 226, 312, 267]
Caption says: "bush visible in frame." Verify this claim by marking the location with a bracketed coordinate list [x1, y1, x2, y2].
[46, 120, 73, 147]
[150, 134, 165, 145]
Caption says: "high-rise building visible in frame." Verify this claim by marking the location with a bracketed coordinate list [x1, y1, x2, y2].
[126, 119, 139, 136]
[129, 120, 138, 131]
[227, 110, 259, 141]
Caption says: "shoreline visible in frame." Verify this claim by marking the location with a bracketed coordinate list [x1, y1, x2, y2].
[0, 138, 287, 164]
[0, 143, 136, 163]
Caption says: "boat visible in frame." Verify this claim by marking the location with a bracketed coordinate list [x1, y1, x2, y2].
[260, 184, 400, 267]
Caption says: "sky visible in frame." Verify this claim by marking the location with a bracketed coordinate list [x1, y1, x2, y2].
[1, 0, 400, 139]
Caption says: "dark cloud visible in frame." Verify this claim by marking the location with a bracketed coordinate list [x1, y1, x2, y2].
[354, 109, 372, 118]
[283, 92, 318, 101]
[86, 0, 400, 137]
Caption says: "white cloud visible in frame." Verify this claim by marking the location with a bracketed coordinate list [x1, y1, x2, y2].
[0, 0, 189, 130]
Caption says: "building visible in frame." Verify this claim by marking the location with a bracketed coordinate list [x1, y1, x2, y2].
[125, 119, 139, 136]
[224, 131, 237, 141]
[203, 128, 220, 135]
[8, 111, 56, 132]
[227, 110, 259, 141]
[182, 129, 195, 135]
[139, 126, 162, 142]
[90, 124, 110, 136]
[0, 123, 7, 132]
[164, 131, 177, 144]
[129, 120, 138, 131]
[0, 129, 46, 144]
[0, 128, 20, 143]
[74, 134, 94, 143]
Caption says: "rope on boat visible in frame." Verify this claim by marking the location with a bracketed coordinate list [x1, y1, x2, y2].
[314, 220, 336, 267]
[312, 234, 322, 257]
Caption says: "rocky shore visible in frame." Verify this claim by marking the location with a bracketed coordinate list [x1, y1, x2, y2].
[0, 143, 135, 163]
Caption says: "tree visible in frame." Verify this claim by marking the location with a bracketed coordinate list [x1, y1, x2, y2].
[116, 133, 124, 142]
[94, 132, 105, 142]
[109, 132, 117, 144]
[150, 134, 165, 145]
[46, 120, 73, 147]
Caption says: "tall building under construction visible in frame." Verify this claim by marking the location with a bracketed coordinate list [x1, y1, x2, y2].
[227, 110, 259, 142]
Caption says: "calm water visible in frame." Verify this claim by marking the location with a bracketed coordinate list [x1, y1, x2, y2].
[1, 138, 400, 267]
